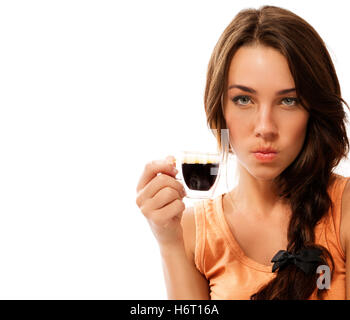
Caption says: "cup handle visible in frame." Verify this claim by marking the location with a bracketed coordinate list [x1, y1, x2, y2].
[174, 158, 183, 182]
[173, 156, 187, 190]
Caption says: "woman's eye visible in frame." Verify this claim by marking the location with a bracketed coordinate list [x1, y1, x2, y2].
[232, 95, 251, 105]
[231, 96, 299, 107]
[281, 97, 299, 106]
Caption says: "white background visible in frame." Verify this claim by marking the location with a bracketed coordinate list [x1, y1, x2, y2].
[0, 0, 349, 299]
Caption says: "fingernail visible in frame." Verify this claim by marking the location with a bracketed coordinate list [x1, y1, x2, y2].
[173, 167, 178, 174]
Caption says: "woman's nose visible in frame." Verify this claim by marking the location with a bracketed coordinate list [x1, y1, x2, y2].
[253, 105, 278, 139]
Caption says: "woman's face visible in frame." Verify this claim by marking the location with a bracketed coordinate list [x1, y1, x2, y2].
[223, 45, 310, 180]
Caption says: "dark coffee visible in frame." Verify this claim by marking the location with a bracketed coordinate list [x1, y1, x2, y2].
[182, 162, 219, 191]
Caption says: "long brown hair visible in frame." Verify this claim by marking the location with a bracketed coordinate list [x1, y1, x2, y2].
[204, 5, 349, 299]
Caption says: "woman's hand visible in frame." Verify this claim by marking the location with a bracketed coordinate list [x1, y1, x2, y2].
[136, 155, 187, 246]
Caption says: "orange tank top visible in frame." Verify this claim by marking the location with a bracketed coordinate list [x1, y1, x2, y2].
[193, 173, 349, 300]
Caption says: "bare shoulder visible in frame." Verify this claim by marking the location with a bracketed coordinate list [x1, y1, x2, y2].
[340, 177, 350, 255]
[180, 206, 196, 261]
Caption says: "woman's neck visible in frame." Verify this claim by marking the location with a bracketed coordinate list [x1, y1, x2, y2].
[226, 165, 289, 219]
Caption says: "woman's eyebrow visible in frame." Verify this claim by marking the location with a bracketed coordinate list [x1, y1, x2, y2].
[277, 88, 296, 95]
[227, 84, 296, 95]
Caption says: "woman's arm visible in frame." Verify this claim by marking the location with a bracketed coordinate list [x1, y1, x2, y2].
[159, 206, 210, 299]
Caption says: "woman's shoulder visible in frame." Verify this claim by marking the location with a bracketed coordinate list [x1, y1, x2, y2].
[340, 174, 350, 203]
[329, 172, 349, 186]
[342, 177, 350, 222]
[340, 175, 350, 298]
[330, 173, 350, 208]
[326, 173, 349, 201]
[334, 173, 350, 257]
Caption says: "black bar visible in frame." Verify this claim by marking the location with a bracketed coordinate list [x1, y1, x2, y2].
[0, 299, 348, 319]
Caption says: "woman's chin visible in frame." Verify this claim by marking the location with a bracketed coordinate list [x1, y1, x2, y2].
[247, 166, 284, 181]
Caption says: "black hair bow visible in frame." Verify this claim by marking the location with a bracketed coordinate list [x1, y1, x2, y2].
[271, 248, 324, 274]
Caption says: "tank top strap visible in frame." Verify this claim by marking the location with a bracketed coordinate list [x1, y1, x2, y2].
[193, 198, 218, 276]
[193, 199, 207, 275]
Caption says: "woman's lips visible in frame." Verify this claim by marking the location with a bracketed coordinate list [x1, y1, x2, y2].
[253, 152, 277, 161]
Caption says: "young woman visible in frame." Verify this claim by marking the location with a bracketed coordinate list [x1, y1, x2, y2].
[136, 5, 350, 300]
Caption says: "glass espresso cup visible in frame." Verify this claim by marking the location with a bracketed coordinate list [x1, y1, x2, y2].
[175, 151, 221, 199]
